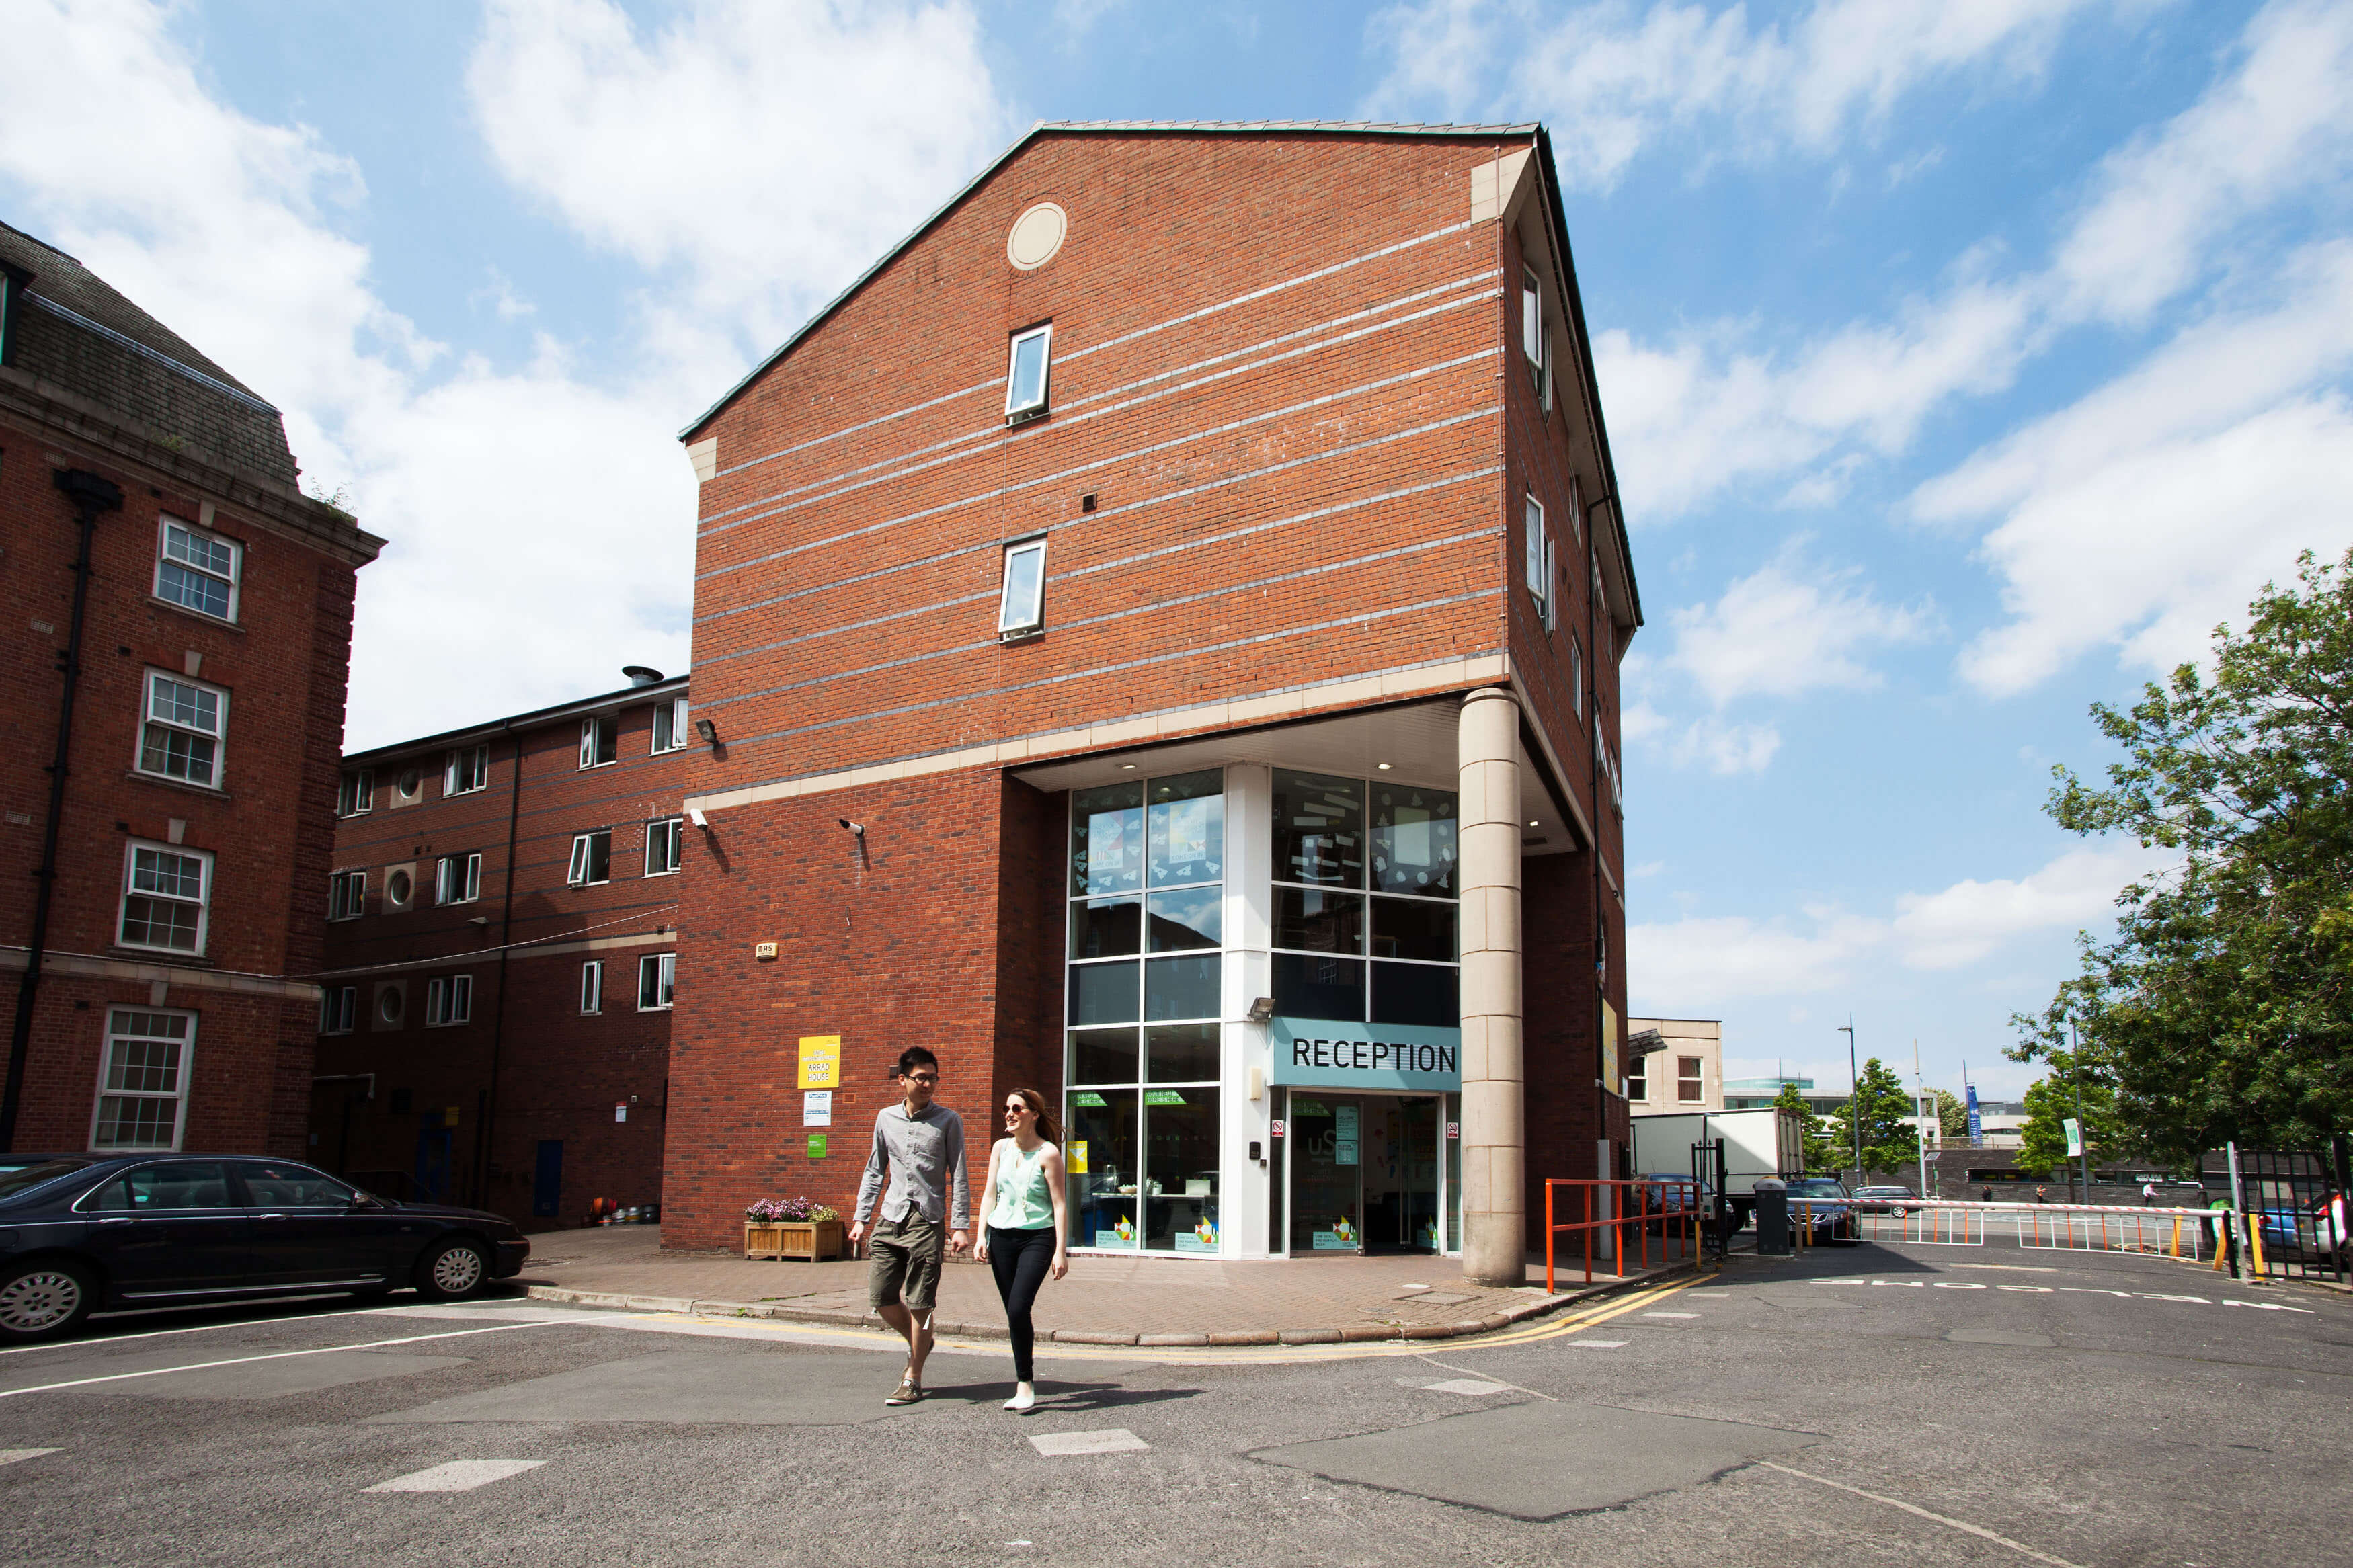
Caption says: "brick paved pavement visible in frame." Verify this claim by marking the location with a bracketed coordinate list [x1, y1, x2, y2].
[512, 1225, 1693, 1344]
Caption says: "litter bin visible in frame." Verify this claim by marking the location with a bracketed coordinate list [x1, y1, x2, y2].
[1754, 1178, 1791, 1256]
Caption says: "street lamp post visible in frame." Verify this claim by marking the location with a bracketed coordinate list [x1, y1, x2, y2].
[1838, 1020, 1862, 1185]
[2070, 1022, 2093, 1204]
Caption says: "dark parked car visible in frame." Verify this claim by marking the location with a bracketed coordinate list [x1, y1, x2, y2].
[1784, 1177, 1860, 1242]
[0, 1154, 529, 1344]
[1849, 1184, 1920, 1216]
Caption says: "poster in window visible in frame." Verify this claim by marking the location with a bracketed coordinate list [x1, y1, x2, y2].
[1164, 797, 1210, 866]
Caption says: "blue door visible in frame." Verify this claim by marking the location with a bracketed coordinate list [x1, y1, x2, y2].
[414, 1116, 454, 1202]
[532, 1139, 563, 1219]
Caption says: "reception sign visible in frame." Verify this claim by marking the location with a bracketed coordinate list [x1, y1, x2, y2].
[1267, 1019, 1462, 1093]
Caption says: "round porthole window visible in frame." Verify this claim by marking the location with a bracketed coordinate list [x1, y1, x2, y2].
[1006, 202, 1067, 271]
[376, 988, 403, 1025]
[397, 768, 422, 800]
[387, 870, 413, 907]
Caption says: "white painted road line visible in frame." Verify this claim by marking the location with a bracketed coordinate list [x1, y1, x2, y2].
[1812, 1280, 2316, 1312]
[1642, 1311, 1700, 1319]
[1029, 1429, 1150, 1456]
[1419, 1378, 1509, 1396]
[1568, 1339, 1626, 1348]
[0, 1320, 577, 1400]
[0, 1304, 403, 1356]
[364, 1460, 547, 1493]
[0, 1448, 60, 1466]
[1759, 1462, 2086, 1568]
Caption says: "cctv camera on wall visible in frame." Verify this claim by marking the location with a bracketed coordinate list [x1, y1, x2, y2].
[837, 819, 864, 837]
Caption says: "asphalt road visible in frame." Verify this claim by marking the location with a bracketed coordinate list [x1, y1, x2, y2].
[1, 1235, 2344, 1568]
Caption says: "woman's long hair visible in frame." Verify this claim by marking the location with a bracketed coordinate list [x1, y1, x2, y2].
[1008, 1086, 1062, 1145]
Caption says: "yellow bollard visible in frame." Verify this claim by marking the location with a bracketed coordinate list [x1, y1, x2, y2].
[2169, 1215, 2181, 1258]
[2248, 1221, 2268, 1278]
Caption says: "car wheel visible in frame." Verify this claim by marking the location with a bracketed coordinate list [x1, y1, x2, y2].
[414, 1238, 491, 1301]
[0, 1259, 95, 1344]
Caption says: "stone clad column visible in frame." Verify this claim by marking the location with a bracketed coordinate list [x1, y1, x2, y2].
[1456, 687, 1524, 1286]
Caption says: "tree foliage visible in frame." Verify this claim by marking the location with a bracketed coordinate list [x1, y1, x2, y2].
[1931, 1089, 1971, 1144]
[1829, 1058, 1919, 1176]
[1774, 1080, 1840, 1172]
[2013, 549, 2353, 1163]
[2015, 1051, 2124, 1178]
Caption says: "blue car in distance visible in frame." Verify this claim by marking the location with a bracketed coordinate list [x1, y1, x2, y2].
[0, 1153, 530, 1344]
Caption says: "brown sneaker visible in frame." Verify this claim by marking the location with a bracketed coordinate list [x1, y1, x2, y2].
[885, 1377, 923, 1406]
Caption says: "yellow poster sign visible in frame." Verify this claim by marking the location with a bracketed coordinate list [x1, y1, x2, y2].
[1066, 1140, 1088, 1175]
[1600, 1001, 1620, 1098]
[797, 1035, 841, 1089]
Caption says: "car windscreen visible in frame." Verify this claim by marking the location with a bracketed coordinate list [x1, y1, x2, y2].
[1786, 1180, 1849, 1198]
[0, 1158, 97, 1204]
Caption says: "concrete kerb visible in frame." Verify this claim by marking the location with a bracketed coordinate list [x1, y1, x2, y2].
[518, 1257, 1696, 1345]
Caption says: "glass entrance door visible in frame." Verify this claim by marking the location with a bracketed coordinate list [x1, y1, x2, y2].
[1364, 1097, 1439, 1253]
[1287, 1096, 1362, 1252]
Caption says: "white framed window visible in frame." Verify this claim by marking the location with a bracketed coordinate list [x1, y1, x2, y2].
[1677, 1055, 1704, 1104]
[579, 715, 618, 770]
[336, 770, 373, 817]
[1626, 1054, 1648, 1102]
[444, 745, 489, 795]
[580, 960, 603, 1016]
[1569, 630, 1584, 719]
[136, 670, 227, 789]
[998, 538, 1047, 639]
[651, 698, 690, 753]
[1542, 532, 1558, 634]
[1568, 477, 1585, 547]
[327, 868, 366, 921]
[435, 852, 482, 905]
[645, 817, 683, 877]
[119, 841, 210, 955]
[1004, 323, 1052, 421]
[91, 1009, 194, 1152]
[424, 974, 473, 1027]
[637, 952, 676, 1012]
[1521, 268, 1548, 396]
[567, 830, 611, 887]
[1523, 495, 1548, 623]
[155, 518, 240, 622]
[319, 985, 356, 1036]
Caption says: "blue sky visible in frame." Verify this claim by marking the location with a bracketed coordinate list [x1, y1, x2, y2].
[6, 2, 2350, 1102]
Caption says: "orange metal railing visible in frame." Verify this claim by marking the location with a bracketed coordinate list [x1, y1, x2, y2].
[1543, 1178, 1707, 1291]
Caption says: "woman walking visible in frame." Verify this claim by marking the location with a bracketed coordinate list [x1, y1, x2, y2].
[975, 1087, 1069, 1411]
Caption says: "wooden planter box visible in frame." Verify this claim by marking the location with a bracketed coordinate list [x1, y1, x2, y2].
[745, 1219, 846, 1262]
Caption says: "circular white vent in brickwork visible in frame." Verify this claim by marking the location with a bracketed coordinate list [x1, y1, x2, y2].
[1007, 202, 1067, 270]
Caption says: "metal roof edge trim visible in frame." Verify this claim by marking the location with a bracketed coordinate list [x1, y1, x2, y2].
[676, 119, 1544, 444]
[25, 291, 280, 415]
[342, 673, 690, 766]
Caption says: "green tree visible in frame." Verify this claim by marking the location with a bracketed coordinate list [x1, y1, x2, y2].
[2013, 548, 2353, 1163]
[1830, 1058, 1919, 1177]
[1931, 1089, 1970, 1144]
[2015, 1052, 2125, 1181]
[1774, 1081, 1839, 1172]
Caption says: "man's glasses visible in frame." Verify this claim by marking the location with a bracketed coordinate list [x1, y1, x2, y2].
[904, 1072, 939, 1085]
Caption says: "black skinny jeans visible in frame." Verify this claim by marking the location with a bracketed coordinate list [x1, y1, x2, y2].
[987, 1224, 1057, 1382]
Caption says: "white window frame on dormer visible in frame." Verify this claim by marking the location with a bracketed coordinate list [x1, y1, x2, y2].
[651, 697, 690, 754]
[444, 744, 489, 796]
[579, 715, 619, 770]
[154, 517, 241, 623]
[1004, 323, 1053, 421]
[998, 537, 1047, 638]
[135, 669, 229, 790]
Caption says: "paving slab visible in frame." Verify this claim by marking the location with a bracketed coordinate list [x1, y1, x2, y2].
[1249, 1400, 1823, 1520]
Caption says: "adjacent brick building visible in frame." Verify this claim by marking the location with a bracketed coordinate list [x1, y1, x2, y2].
[664, 122, 1642, 1277]
[0, 220, 381, 1158]
[307, 672, 688, 1221]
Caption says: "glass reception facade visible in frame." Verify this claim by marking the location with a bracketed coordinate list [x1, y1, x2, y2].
[1062, 766, 1465, 1258]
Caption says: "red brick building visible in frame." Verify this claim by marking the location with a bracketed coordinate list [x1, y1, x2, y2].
[0, 220, 381, 1158]
[665, 122, 1640, 1280]
[307, 672, 688, 1221]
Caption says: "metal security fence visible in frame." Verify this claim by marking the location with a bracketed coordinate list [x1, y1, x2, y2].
[2233, 1145, 2350, 1286]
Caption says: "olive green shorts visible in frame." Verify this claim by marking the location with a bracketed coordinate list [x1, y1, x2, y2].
[867, 1214, 945, 1315]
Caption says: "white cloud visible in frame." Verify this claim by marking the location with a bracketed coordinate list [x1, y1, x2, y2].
[0, 1, 1012, 750]
[1891, 844, 2160, 968]
[467, 0, 1014, 362]
[1665, 716, 1782, 775]
[1364, 0, 2102, 190]
[1667, 543, 1936, 704]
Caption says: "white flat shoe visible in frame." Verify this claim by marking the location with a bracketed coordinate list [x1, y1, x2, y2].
[1003, 1383, 1037, 1411]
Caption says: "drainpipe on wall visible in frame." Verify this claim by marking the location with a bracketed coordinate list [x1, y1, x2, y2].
[1, 468, 124, 1152]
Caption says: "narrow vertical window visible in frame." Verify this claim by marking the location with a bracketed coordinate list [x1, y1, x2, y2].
[998, 538, 1047, 639]
[120, 842, 211, 954]
[136, 671, 227, 788]
[1004, 323, 1053, 421]
[1569, 631, 1585, 719]
[1521, 270, 1544, 384]
[1677, 1055, 1704, 1104]
[92, 1009, 194, 1151]
[637, 952, 676, 1012]
[580, 961, 604, 1016]
[337, 770, 373, 817]
[328, 869, 367, 921]
[319, 987, 356, 1035]
[645, 817, 683, 876]
[651, 697, 689, 753]
[155, 519, 241, 622]
[579, 715, 618, 769]
[1523, 495, 1547, 622]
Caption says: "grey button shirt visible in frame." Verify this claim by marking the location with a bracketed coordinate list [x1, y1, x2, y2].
[854, 1102, 969, 1229]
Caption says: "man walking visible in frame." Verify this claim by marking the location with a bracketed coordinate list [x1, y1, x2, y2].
[849, 1046, 969, 1406]
[2141, 1180, 2159, 1207]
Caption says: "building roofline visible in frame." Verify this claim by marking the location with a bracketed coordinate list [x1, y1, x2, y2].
[342, 673, 688, 767]
[678, 120, 1542, 443]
